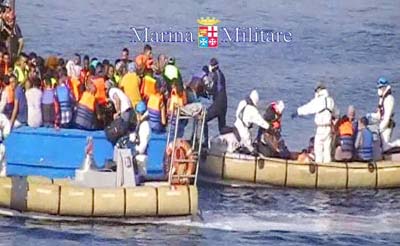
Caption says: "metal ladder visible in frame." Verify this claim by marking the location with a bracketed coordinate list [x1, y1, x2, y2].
[166, 105, 206, 186]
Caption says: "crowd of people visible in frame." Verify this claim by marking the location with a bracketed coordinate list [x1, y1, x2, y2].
[213, 78, 400, 164]
[0, 3, 398, 167]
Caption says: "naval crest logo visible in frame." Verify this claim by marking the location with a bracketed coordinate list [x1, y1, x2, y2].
[197, 17, 220, 48]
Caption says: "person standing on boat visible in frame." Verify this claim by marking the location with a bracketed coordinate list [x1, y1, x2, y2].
[10, 74, 27, 128]
[129, 101, 151, 177]
[0, 112, 10, 176]
[55, 68, 75, 128]
[0, 9, 23, 63]
[203, 58, 228, 147]
[292, 83, 337, 164]
[367, 77, 400, 152]
[25, 77, 42, 128]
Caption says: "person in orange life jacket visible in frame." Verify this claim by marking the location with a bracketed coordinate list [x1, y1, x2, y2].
[73, 84, 98, 130]
[89, 62, 109, 129]
[147, 83, 166, 133]
[333, 106, 358, 161]
[367, 77, 400, 152]
[354, 117, 374, 161]
[167, 80, 187, 138]
[334, 115, 355, 161]
[255, 100, 291, 159]
[203, 58, 228, 147]
[135, 44, 154, 75]
[0, 75, 15, 118]
[41, 76, 57, 128]
[55, 68, 75, 128]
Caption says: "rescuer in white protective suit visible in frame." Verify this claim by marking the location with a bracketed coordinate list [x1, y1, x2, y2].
[367, 77, 400, 152]
[0, 113, 11, 176]
[292, 83, 337, 163]
[212, 90, 270, 154]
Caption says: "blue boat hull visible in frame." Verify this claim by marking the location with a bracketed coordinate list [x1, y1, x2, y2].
[5, 127, 167, 178]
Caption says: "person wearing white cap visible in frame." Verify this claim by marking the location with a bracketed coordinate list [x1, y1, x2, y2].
[367, 77, 400, 151]
[292, 83, 337, 163]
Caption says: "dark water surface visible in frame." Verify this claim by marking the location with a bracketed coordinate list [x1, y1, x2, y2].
[2, 0, 400, 245]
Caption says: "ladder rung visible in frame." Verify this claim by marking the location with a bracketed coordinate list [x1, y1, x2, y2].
[173, 159, 197, 163]
[172, 175, 196, 178]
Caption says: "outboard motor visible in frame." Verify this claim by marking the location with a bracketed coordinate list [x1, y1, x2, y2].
[80, 136, 96, 172]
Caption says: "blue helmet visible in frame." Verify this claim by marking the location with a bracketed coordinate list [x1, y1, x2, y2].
[377, 77, 389, 88]
[135, 101, 147, 114]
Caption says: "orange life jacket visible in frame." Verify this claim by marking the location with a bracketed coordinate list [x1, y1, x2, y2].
[168, 88, 185, 113]
[165, 139, 195, 185]
[70, 77, 81, 101]
[80, 69, 90, 84]
[92, 77, 107, 105]
[79, 92, 95, 111]
[135, 54, 153, 70]
[339, 119, 353, 136]
[5, 85, 14, 104]
[140, 75, 157, 100]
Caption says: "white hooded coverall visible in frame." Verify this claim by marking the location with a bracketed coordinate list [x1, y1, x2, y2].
[368, 86, 400, 151]
[211, 90, 270, 153]
[233, 100, 270, 152]
[297, 89, 336, 163]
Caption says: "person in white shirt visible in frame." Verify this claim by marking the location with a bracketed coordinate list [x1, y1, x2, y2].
[25, 77, 43, 128]
[292, 83, 338, 163]
[107, 84, 132, 122]
[0, 113, 11, 176]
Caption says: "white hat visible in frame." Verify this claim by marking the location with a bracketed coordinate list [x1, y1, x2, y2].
[275, 100, 285, 114]
[249, 90, 259, 106]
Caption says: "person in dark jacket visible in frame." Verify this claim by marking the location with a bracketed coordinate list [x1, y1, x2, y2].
[203, 58, 228, 147]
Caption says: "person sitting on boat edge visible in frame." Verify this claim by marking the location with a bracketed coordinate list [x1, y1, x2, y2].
[147, 83, 166, 133]
[354, 117, 373, 162]
[129, 101, 151, 177]
[25, 76, 42, 128]
[333, 108, 357, 161]
[292, 82, 338, 164]
[367, 77, 400, 152]
[255, 100, 291, 159]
